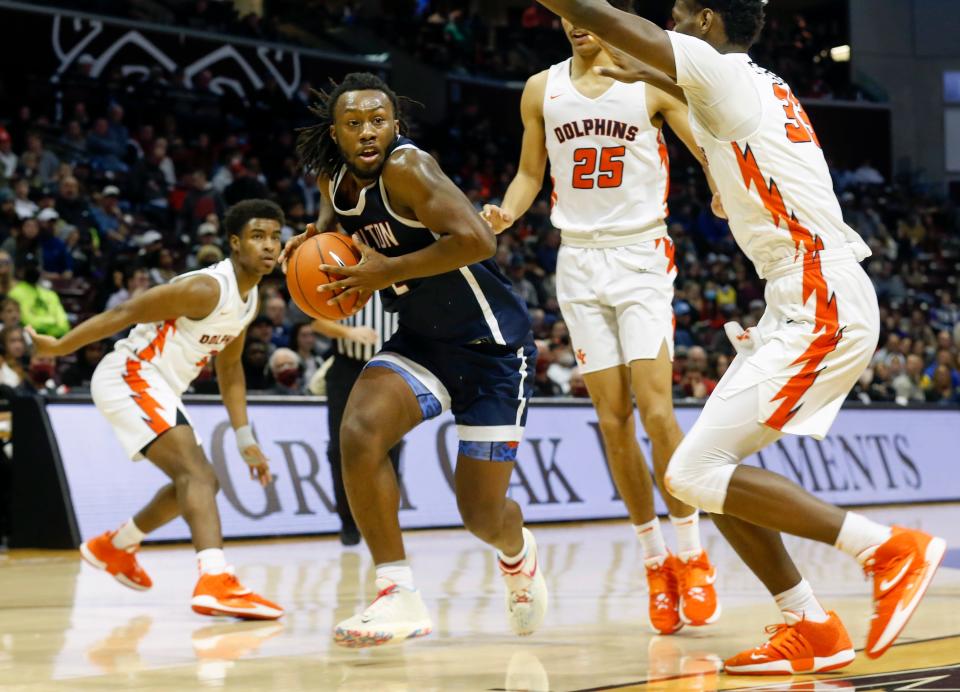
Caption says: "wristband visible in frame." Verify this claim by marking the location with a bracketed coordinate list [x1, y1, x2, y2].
[235, 425, 257, 456]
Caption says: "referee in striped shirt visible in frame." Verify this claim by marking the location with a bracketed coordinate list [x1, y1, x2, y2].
[313, 291, 401, 546]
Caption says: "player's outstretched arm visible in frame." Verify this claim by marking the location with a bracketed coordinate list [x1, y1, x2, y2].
[536, 0, 677, 78]
[215, 327, 272, 487]
[482, 71, 549, 234]
[28, 276, 220, 358]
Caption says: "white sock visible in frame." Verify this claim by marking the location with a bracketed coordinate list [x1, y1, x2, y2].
[835, 512, 892, 563]
[111, 518, 146, 550]
[497, 531, 528, 570]
[669, 512, 702, 559]
[376, 561, 415, 591]
[635, 518, 668, 565]
[197, 548, 228, 575]
[774, 578, 829, 623]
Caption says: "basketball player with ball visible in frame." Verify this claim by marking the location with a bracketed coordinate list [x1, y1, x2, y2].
[281, 72, 545, 647]
[29, 199, 285, 621]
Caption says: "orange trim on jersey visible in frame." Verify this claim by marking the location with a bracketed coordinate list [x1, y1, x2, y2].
[122, 358, 171, 436]
[655, 237, 677, 275]
[657, 129, 670, 216]
[732, 142, 843, 431]
[550, 175, 558, 209]
[136, 319, 176, 362]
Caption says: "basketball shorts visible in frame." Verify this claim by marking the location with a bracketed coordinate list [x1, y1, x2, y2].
[91, 350, 200, 461]
[366, 328, 536, 462]
[556, 237, 677, 374]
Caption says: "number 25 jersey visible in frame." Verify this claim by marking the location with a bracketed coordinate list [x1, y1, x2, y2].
[543, 58, 670, 242]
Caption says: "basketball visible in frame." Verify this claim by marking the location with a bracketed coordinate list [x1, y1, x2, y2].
[286, 233, 369, 320]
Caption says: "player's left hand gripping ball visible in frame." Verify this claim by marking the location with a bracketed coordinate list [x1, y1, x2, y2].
[318, 235, 396, 305]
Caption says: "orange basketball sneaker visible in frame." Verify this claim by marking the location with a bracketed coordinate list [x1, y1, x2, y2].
[724, 611, 855, 675]
[676, 550, 721, 626]
[646, 554, 683, 635]
[80, 531, 153, 591]
[862, 526, 946, 659]
[191, 571, 284, 620]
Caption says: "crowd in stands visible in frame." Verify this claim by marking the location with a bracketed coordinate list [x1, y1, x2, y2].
[0, 3, 955, 407]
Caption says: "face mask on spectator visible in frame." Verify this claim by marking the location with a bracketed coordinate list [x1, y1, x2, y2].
[30, 362, 55, 383]
[275, 367, 300, 387]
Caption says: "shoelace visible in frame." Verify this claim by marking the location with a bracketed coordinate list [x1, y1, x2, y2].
[678, 557, 711, 592]
[761, 623, 811, 660]
[863, 552, 911, 597]
[362, 584, 401, 618]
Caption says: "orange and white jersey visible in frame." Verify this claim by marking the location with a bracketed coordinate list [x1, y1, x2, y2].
[543, 58, 670, 247]
[666, 31, 871, 279]
[113, 259, 258, 396]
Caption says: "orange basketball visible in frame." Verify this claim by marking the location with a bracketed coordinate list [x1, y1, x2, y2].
[286, 233, 369, 320]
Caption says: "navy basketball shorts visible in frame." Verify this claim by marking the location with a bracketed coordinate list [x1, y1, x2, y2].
[365, 328, 537, 462]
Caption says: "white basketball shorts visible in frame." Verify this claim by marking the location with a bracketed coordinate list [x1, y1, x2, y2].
[91, 350, 200, 461]
[556, 237, 677, 374]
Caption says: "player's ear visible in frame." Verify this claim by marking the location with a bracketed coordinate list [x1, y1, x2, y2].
[230, 232, 240, 254]
[699, 8, 715, 35]
[329, 124, 337, 144]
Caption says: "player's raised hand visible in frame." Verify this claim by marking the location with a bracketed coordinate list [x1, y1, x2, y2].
[480, 205, 515, 234]
[348, 326, 378, 345]
[240, 443, 273, 487]
[278, 223, 320, 274]
[318, 235, 397, 303]
[25, 326, 65, 357]
[594, 40, 666, 85]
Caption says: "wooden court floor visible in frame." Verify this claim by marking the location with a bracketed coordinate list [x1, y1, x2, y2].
[1, 505, 958, 691]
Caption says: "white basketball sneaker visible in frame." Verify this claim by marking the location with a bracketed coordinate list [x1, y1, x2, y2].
[500, 527, 548, 636]
[333, 577, 433, 648]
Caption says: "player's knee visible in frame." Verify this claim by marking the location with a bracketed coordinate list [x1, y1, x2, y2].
[596, 406, 634, 447]
[177, 460, 219, 495]
[664, 443, 732, 513]
[457, 497, 502, 544]
[638, 403, 676, 442]
[339, 412, 386, 464]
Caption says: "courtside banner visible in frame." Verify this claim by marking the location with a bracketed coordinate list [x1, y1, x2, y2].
[45, 400, 960, 542]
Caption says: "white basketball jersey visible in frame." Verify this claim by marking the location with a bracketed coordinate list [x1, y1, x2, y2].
[114, 260, 259, 395]
[543, 59, 669, 245]
[667, 32, 871, 279]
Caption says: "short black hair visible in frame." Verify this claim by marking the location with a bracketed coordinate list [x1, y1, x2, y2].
[690, 0, 766, 47]
[296, 72, 417, 178]
[224, 199, 284, 238]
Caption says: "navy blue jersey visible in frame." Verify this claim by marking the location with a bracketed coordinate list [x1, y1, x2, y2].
[329, 136, 531, 347]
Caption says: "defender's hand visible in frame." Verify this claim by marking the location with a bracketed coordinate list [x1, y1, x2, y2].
[480, 205, 515, 234]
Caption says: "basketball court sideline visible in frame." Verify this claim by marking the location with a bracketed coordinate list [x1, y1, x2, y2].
[1, 504, 957, 691]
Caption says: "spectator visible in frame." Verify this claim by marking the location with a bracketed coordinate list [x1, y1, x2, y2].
[23, 132, 59, 185]
[268, 347, 304, 395]
[568, 366, 589, 397]
[892, 354, 925, 405]
[924, 365, 960, 405]
[106, 267, 151, 310]
[264, 295, 291, 348]
[59, 120, 88, 164]
[0, 128, 16, 179]
[0, 297, 20, 332]
[12, 180, 38, 220]
[180, 169, 225, 233]
[18, 353, 59, 396]
[149, 247, 178, 285]
[61, 340, 108, 390]
[8, 254, 70, 337]
[289, 321, 325, 383]
[0, 252, 15, 296]
[507, 254, 538, 308]
[242, 337, 271, 390]
[34, 211, 74, 278]
[130, 140, 171, 211]
[55, 176, 97, 239]
[0, 326, 27, 387]
[86, 118, 127, 173]
[91, 185, 124, 236]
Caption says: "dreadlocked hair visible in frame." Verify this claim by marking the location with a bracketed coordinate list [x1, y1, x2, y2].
[691, 0, 766, 47]
[296, 72, 417, 178]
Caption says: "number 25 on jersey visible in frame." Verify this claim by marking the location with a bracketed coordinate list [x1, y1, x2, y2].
[572, 146, 626, 189]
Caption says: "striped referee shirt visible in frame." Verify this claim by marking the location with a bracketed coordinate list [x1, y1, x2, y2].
[337, 291, 399, 362]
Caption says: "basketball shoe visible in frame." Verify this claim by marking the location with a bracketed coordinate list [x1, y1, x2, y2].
[191, 570, 284, 620]
[646, 554, 683, 635]
[676, 550, 721, 626]
[500, 527, 548, 636]
[80, 531, 152, 591]
[862, 526, 946, 659]
[334, 577, 433, 648]
[724, 611, 855, 675]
